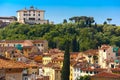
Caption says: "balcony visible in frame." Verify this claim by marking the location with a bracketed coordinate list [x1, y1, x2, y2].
[24, 20, 49, 24]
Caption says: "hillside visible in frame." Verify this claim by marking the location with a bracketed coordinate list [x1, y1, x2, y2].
[0, 22, 120, 52]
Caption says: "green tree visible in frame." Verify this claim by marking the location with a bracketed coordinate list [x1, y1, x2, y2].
[61, 40, 70, 80]
[107, 18, 112, 24]
[63, 19, 67, 23]
[72, 35, 79, 52]
[83, 75, 90, 80]
[77, 75, 90, 80]
[103, 21, 107, 25]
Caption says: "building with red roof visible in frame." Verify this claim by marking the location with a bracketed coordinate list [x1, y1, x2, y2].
[91, 71, 120, 80]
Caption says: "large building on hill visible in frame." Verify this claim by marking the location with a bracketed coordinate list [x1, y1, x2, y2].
[0, 16, 16, 23]
[17, 6, 49, 24]
[0, 16, 16, 28]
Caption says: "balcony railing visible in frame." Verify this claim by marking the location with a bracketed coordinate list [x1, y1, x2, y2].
[24, 20, 49, 24]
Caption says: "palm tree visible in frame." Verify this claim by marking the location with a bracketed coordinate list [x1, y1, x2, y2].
[107, 18, 112, 24]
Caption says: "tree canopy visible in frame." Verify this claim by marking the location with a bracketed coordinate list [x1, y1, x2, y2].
[0, 16, 120, 51]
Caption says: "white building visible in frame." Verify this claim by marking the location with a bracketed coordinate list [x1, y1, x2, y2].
[98, 45, 116, 68]
[0, 16, 16, 23]
[17, 6, 49, 24]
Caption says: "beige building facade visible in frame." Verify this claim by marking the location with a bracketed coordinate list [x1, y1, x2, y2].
[17, 6, 49, 24]
[98, 45, 116, 68]
[0, 17, 16, 23]
[0, 40, 48, 53]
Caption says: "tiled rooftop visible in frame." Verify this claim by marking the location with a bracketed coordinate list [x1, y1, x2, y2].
[92, 71, 120, 78]
[0, 56, 28, 69]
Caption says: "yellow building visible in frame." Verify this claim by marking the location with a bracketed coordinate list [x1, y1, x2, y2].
[52, 57, 63, 68]
[43, 62, 61, 80]
[42, 54, 52, 65]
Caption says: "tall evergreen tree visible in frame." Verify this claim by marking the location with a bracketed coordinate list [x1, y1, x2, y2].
[61, 40, 70, 80]
[72, 35, 79, 52]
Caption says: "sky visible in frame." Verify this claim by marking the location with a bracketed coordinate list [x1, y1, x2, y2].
[0, 0, 120, 25]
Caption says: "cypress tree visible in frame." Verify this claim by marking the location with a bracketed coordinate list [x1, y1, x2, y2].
[61, 40, 70, 80]
[72, 35, 79, 52]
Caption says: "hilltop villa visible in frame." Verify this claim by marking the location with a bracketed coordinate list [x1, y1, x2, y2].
[17, 6, 49, 24]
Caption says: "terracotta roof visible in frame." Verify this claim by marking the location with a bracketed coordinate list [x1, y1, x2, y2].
[43, 53, 51, 57]
[0, 40, 46, 43]
[44, 62, 60, 69]
[70, 52, 79, 58]
[0, 17, 15, 19]
[84, 49, 98, 55]
[23, 46, 33, 49]
[77, 57, 86, 60]
[73, 62, 87, 68]
[0, 57, 28, 69]
[48, 48, 62, 53]
[111, 68, 120, 72]
[26, 63, 39, 68]
[92, 71, 120, 78]
[36, 76, 49, 80]
[0, 47, 16, 52]
[81, 68, 107, 72]
[52, 57, 63, 61]
[99, 45, 111, 50]
[70, 60, 77, 66]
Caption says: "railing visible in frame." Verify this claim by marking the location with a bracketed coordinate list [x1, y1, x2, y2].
[24, 20, 49, 24]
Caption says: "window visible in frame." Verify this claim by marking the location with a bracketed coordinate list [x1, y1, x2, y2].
[86, 71, 88, 73]
[23, 18, 25, 21]
[111, 64, 114, 68]
[94, 71, 96, 74]
[90, 71, 92, 74]
[25, 77, 28, 80]
[29, 18, 35, 20]
[38, 14, 40, 16]
[29, 14, 31, 16]
[81, 70, 82, 73]
[41, 44, 43, 46]
[38, 44, 40, 46]
[33, 14, 35, 16]
[104, 49, 106, 52]
[23, 14, 26, 16]
[38, 18, 40, 20]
